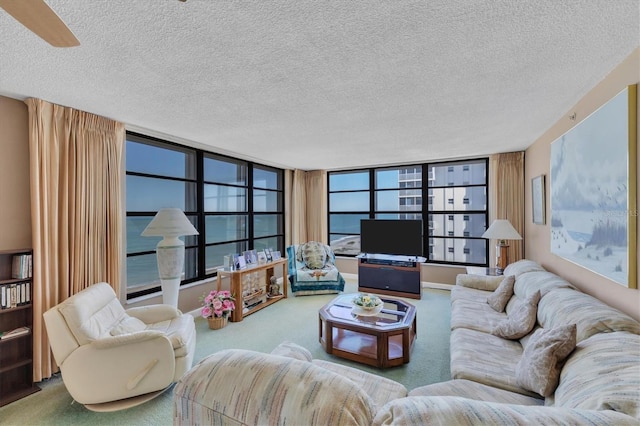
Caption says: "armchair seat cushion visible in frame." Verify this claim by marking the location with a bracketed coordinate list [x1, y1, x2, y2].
[146, 315, 196, 357]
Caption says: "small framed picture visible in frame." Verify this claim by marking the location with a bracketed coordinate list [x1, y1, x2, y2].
[264, 248, 273, 262]
[234, 254, 247, 270]
[257, 250, 267, 264]
[531, 174, 545, 225]
[271, 250, 281, 260]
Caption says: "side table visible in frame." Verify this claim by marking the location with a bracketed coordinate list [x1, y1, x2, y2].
[216, 258, 287, 322]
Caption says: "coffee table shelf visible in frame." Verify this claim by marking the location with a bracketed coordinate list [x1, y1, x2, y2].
[319, 293, 416, 368]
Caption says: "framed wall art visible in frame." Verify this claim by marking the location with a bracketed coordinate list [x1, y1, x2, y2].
[531, 174, 545, 225]
[550, 85, 637, 288]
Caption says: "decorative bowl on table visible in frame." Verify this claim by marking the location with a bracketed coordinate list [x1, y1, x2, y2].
[351, 294, 383, 316]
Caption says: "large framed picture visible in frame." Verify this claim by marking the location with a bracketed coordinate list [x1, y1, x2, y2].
[550, 85, 637, 288]
[531, 174, 545, 225]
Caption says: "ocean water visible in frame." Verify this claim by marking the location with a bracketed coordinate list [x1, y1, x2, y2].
[126, 216, 279, 289]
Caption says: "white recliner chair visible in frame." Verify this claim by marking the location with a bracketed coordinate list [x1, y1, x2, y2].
[43, 282, 196, 412]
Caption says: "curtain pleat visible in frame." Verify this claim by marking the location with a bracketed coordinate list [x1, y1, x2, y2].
[305, 170, 327, 243]
[290, 169, 308, 244]
[25, 98, 124, 381]
[288, 169, 328, 245]
[490, 151, 525, 264]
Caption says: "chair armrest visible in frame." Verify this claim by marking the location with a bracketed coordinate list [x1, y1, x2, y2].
[91, 330, 166, 349]
[61, 333, 176, 405]
[455, 274, 504, 291]
[126, 305, 181, 323]
[373, 396, 639, 426]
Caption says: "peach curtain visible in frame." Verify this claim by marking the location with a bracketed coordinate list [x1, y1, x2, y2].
[489, 151, 525, 264]
[25, 98, 124, 380]
[287, 169, 328, 245]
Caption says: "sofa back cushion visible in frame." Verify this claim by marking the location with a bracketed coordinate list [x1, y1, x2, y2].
[512, 270, 575, 301]
[174, 349, 377, 425]
[503, 259, 546, 278]
[552, 331, 640, 420]
[537, 287, 640, 342]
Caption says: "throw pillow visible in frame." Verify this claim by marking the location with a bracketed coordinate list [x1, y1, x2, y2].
[491, 290, 541, 340]
[516, 324, 577, 397]
[297, 241, 327, 270]
[487, 275, 515, 312]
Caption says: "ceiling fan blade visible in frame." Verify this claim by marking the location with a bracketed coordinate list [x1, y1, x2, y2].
[0, 0, 79, 47]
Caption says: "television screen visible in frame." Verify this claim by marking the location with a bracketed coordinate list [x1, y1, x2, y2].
[360, 219, 423, 257]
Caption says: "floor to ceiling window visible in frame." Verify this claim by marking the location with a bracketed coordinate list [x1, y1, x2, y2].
[126, 133, 284, 300]
[328, 159, 488, 266]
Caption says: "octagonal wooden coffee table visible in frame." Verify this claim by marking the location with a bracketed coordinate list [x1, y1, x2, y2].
[318, 293, 416, 368]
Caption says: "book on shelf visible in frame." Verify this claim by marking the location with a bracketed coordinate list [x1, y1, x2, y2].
[0, 281, 31, 309]
[0, 326, 30, 340]
[11, 254, 32, 279]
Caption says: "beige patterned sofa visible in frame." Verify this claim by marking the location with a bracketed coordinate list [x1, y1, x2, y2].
[173, 260, 640, 425]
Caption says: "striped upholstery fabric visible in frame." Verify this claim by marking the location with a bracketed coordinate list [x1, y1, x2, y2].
[455, 274, 504, 291]
[537, 287, 640, 342]
[269, 340, 313, 361]
[372, 396, 639, 426]
[450, 285, 490, 303]
[450, 328, 539, 397]
[511, 270, 575, 301]
[553, 331, 640, 420]
[409, 379, 543, 405]
[312, 359, 408, 407]
[503, 259, 546, 278]
[450, 297, 506, 333]
[174, 349, 376, 425]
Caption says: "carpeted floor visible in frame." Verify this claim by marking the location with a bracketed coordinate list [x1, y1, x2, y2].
[0, 279, 451, 425]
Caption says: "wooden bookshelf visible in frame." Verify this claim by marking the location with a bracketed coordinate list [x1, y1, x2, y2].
[216, 258, 287, 322]
[0, 248, 40, 407]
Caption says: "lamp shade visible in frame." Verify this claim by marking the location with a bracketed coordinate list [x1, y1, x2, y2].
[141, 208, 199, 237]
[481, 219, 522, 241]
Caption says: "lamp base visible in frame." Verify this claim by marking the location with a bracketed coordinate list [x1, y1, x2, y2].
[156, 237, 186, 308]
[160, 278, 180, 307]
[495, 243, 509, 275]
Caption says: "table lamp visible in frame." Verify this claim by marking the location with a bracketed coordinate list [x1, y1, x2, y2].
[141, 208, 199, 307]
[481, 219, 522, 274]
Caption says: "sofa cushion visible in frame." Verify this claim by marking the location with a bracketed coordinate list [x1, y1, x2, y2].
[487, 275, 515, 312]
[270, 340, 313, 361]
[455, 274, 504, 291]
[515, 324, 577, 397]
[373, 396, 639, 426]
[409, 379, 543, 405]
[312, 359, 407, 407]
[553, 331, 640, 420]
[450, 285, 490, 304]
[450, 298, 506, 333]
[512, 270, 575, 301]
[537, 287, 640, 342]
[503, 259, 546, 277]
[450, 328, 538, 397]
[174, 349, 377, 425]
[492, 290, 540, 340]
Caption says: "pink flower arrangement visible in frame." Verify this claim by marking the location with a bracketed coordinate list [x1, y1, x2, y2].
[201, 290, 236, 319]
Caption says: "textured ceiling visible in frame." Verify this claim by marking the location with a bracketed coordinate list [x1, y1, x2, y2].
[0, 1, 638, 170]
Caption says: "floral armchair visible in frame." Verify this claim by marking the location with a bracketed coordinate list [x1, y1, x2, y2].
[286, 241, 345, 296]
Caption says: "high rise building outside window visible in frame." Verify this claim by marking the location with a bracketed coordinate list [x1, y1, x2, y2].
[328, 159, 488, 266]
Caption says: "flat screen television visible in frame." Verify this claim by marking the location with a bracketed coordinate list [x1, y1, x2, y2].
[360, 219, 423, 257]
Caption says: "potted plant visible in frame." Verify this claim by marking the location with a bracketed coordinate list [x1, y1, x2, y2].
[201, 290, 236, 329]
